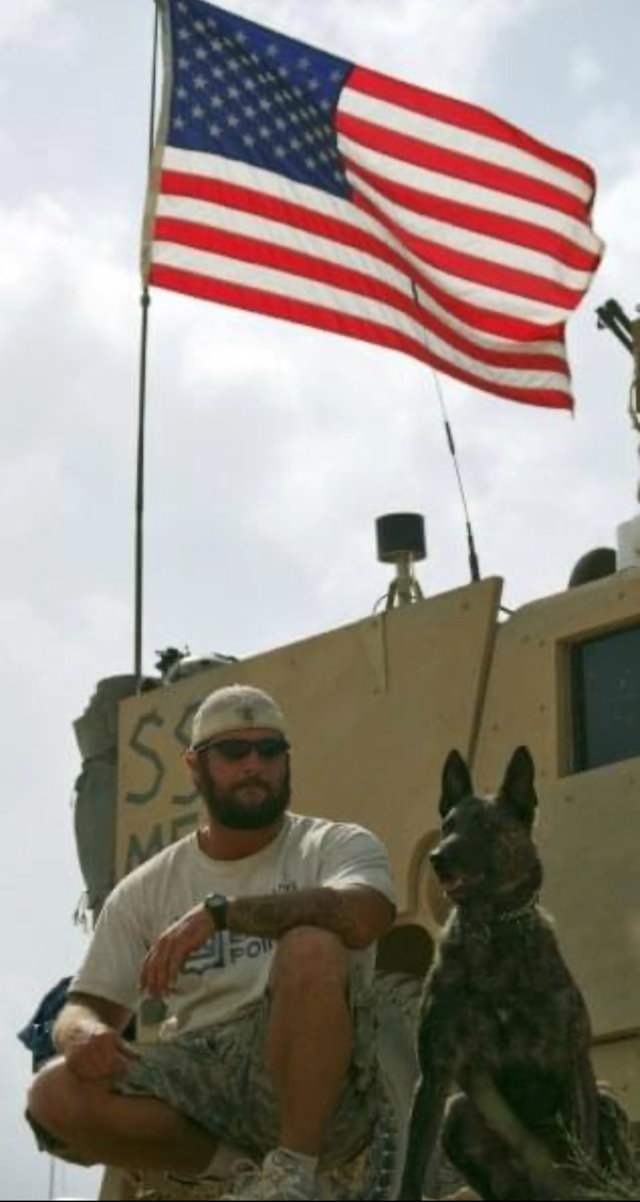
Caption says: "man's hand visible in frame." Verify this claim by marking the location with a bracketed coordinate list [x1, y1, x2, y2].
[140, 903, 213, 997]
[64, 1020, 140, 1081]
[54, 994, 137, 1081]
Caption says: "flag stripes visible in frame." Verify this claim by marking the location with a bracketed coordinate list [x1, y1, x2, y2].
[144, 1, 604, 409]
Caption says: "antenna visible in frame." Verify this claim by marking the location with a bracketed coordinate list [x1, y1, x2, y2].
[430, 369, 481, 583]
[597, 297, 640, 567]
[596, 298, 633, 354]
[410, 282, 481, 584]
[596, 297, 640, 435]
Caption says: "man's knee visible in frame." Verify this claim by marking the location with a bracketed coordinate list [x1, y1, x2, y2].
[28, 1059, 104, 1143]
[26, 1060, 97, 1164]
[28, 1058, 68, 1130]
[270, 927, 349, 994]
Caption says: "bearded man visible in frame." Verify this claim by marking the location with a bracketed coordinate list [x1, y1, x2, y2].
[27, 684, 396, 1201]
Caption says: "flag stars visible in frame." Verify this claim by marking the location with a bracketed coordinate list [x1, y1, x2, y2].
[166, 9, 350, 200]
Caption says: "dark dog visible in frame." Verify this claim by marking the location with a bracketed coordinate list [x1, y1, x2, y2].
[398, 747, 628, 1201]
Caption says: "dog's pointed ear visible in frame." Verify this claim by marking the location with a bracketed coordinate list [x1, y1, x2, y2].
[440, 750, 473, 817]
[499, 746, 537, 824]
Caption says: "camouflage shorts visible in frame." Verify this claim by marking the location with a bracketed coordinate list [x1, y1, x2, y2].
[116, 977, 380, 1164]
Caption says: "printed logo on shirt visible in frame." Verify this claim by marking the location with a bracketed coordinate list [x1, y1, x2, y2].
[182, 931, 274, 975]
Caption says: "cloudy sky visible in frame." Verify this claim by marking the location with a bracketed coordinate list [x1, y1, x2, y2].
[1, 0, 639, 1197]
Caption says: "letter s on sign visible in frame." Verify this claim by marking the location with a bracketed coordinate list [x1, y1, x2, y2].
[126, 710, 165, 805]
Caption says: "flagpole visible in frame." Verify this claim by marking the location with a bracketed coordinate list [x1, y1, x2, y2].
[134, 1, 161, 691]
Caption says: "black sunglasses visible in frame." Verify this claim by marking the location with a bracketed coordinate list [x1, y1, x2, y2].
[202, 736, 290, 762]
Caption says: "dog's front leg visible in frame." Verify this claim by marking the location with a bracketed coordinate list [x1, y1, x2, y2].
[563, 1050, 600, 1165]
[397, 991, 458, 1201]
[468, 1070, 571, 1200]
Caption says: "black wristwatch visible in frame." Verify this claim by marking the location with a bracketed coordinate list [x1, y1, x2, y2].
[204, 892, 228, 932]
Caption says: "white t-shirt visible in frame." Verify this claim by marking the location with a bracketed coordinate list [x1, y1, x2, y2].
[71, 812, 395, 1035]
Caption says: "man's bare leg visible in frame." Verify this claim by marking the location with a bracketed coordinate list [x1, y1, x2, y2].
[265, 927, 353, 1156]
[27, 1059, 216, 1171]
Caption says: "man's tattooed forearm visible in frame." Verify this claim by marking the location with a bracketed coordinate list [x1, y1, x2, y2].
[226, 888, 365, 947]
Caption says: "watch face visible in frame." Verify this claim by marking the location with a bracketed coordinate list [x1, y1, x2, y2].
[206, 893, 227, 930]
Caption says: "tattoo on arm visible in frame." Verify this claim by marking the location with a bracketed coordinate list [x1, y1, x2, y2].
[226, 886, 393, 949]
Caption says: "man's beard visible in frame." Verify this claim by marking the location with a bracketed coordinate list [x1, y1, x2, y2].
[199, 762, 291, 830]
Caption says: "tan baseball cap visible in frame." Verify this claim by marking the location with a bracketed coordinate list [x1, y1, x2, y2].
[190, 684, 288, 749]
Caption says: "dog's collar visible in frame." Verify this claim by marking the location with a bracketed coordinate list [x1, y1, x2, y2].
[494, 893, 540, 924]
[458, 893, 540, 937]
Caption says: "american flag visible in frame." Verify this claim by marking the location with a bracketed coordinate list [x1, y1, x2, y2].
[143, 0, 604, 410]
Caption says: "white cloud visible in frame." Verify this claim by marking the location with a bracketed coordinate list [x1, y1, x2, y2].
[0, 593, 130, 700]
[229, 0, 545, 95]
[175, 303, 299, 405]
[569, 46, 604, 92]
[0, 446, 73, 541]
[0, 195, 135, 351]
[0, 0, 52, 42]
[0, 0, 77, 48]
[598, 156, 640, 266]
